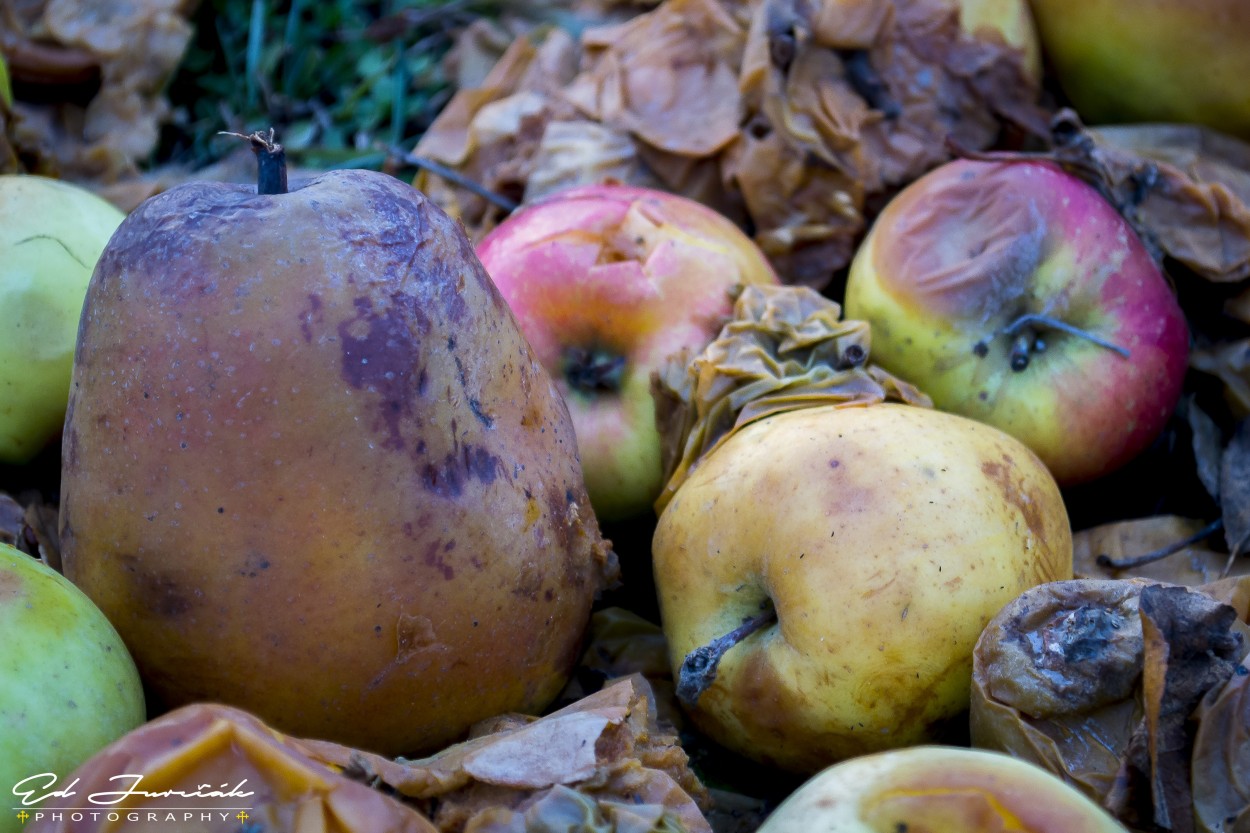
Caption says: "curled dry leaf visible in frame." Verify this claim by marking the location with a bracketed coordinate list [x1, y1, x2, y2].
[301, 675, 712, 833]
[1073, 516, 1249, 585]
[650, 283, 931, 513]
[0, 0, 196, 182]
[24, 703, 438, 833]
[1192, 340, 1250, 420]
[1220, 418, 1250, 560]
[415, 0, 1044, 286]
[970, 578, 1250, 833]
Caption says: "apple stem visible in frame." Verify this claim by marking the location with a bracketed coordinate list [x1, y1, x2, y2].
[676, 601, 778, 707]
[1096, 518, 1224, 570]
[220, 128, 288, 195]
[976, 312, 1130, 372]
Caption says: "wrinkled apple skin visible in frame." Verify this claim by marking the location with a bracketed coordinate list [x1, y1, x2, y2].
[476, 184, 779, 522]
[845, 159, 1189, 486]
[1028, 0, 1250, 139]
[652, 403, 1071, 773]
[60, 170, 615, 757]
[0, 175, 124, 464]
[0, 543, 145, 833]
[756, 746, 1128, 833]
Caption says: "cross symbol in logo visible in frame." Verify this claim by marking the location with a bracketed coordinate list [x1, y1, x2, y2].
[15, 811, 29, 823]
[235, 810, 250, 822]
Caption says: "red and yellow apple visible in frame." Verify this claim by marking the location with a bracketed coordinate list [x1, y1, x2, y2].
[652, 403, 1072, 773]
[476, 184, 780, 522]
[756, 746, 1129, 833]
[844, 159, 1189, 486]
[1028, 0, 1250, 139]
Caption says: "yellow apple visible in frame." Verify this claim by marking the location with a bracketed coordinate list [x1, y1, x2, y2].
[652, 403, 1071, 773]
[1028, 0, 1250, 138]
[756, 746, 1129, 832]
[0, 175, 124, 464]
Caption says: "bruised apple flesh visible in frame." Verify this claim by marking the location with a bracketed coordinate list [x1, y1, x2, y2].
[653, 403, 1071, 773]
[755, 746, 1128, 833]
[59, 137, 617, 756]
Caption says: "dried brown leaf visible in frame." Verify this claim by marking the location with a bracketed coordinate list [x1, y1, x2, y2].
[301, 676, 712, 833]
[1191, 652, 1250, 833]
[1188, 397, 1226, 503]
[1106, 585, 1244, 833]
[971, 579, 1250, 833]
[1222, 419, 1250, 559]
[651, 284, 931, 513]
[1073, 516, 1248, 585]
[25, 703, 438, 833]
[0, 0, 196, 182]
[1192, 339, 1250, 420]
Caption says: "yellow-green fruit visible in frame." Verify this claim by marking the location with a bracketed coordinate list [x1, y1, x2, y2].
[0, 543, 145, 833]
[1028, 0, 1250, 138]
[757, 746, 1128, 833]
[0, 176, 124, 463]
[653, 403, 1072, 773]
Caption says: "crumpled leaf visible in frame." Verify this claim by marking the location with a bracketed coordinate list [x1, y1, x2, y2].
[302, 675, 711, 833]
[1192, 339, 1250, 420]
[1104, 585, 1245, 832]
[25, 703, 438, 833]
[1081, 122, 1250, 284]
[651, 283, 931, 513]
[1191, 650, 1250, 833]
[970, 578, 1250, 833]
[0, 0, 196, 182]
[0, 490, 59, 568]
[415, 0, 1044, 286]
[1073, 516, 1249, 585]
[1221, 418, 1250, 560]
[558, 608, 680, 729]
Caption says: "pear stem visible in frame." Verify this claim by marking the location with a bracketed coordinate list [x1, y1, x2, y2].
[220, 128, 288, 195]
[676, 601, 778, 707]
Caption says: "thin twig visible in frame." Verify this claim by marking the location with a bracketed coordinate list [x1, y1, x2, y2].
[381, 143, 518, 213]
[1096, 518, 1225, 570]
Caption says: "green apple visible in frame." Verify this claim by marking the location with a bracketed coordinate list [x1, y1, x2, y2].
[757, 746, 1128, 832]
[844, 159, 1189, 486]
[1028, 0, 1250, 139]
[0, 543, 145, 833]
[0, 175, 125, 464]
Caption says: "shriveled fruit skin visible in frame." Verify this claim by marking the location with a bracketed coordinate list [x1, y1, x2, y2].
[653, 403, 1071, 772]
[60, 170, 615, 756]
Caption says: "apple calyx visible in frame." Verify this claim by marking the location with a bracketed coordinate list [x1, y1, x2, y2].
[562, 346, 626, 394]
[221, 128, 288, 196]
[676, 601, 777, 707]
[972, 312, 1130, 373]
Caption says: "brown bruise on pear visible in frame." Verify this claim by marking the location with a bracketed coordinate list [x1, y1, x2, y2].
[59, 167, 617, 756]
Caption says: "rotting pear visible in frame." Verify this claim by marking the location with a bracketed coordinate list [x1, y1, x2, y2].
[59, 133, 618, 757]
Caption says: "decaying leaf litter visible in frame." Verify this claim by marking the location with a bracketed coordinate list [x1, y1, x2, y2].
[4, 0, 1250, 832]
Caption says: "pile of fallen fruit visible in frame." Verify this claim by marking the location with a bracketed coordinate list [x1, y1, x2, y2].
[1, 1, 1249, 832]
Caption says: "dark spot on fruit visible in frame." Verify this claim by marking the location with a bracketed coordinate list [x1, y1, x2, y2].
[337, 293, 431, 450]
[978, 391, 988, 401]
[981, 455, 1045, 541]
[299, 293, 324, 343]
[419, 445, 503, 499]
[125, 562, 192, 618]
[829, 459, 840, 468]
[423, 540, 455, 580]
[217, 506, 224, 514]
